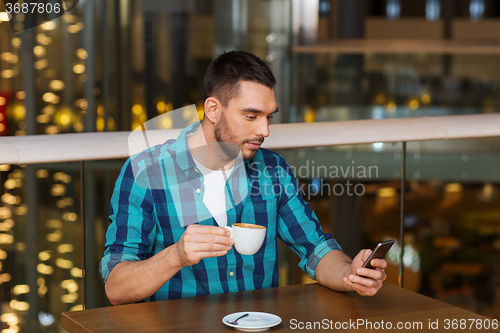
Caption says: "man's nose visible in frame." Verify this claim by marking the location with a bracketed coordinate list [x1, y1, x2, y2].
[255, 117, 270, 138]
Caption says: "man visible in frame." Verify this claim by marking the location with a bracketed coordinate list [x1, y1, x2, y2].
[100, 51, 387, 305]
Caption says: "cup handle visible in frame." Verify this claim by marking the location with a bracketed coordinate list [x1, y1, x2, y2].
[223, 226, 233, 238]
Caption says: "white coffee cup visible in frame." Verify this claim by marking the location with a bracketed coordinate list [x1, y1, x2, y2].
[224, 223, 266, 255]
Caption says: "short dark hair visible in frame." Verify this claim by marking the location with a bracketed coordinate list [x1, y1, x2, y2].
[203, 51, 276, 107]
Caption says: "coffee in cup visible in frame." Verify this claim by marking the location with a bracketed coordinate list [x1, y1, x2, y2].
[224, 223, 266, 255]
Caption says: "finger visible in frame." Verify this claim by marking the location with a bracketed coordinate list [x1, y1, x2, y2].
[184, 233, 233, 246]
[349, 275, 383, 294]
[187, 242, 232, 252]
[342, 276, 355, 291]
[362, 249, 372, 261]
[349, 274, 383, 287]
[349, 281, 380, 296]
[368, 259, 388, 269]
[355, 268, 386, 281]
[185, 224, 231, 236]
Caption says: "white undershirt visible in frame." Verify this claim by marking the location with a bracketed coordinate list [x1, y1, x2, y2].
[193, 157, 235, 227]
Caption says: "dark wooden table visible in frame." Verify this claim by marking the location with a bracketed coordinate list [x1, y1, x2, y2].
[62, 283, 494, 332]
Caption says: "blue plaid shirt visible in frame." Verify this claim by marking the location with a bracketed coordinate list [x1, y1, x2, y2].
[100, 121, 341, 301]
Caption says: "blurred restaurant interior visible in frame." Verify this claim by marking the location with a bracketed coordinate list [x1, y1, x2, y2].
[1, 0, 500, 331]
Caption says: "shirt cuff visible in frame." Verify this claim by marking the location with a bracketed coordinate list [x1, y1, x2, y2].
[99, 252, 141, 283]
[305, 237, 343, 280]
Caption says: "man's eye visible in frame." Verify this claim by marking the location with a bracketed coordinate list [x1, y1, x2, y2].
[246, 115, 256, 120]
[267, 115, 274, 119]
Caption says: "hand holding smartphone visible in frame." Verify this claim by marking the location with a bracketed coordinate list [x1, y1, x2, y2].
[361, 239, 395, 270]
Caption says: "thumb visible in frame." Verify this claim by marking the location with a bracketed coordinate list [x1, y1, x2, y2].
[362, 249, 372, 262]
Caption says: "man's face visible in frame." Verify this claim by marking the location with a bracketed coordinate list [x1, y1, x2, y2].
[214, 81, 278, 161]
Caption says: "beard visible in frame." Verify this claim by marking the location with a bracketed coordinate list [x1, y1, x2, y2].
[213, 110, 262, 161]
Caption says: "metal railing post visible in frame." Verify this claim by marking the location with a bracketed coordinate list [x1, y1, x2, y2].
[399, 142, 407, 288]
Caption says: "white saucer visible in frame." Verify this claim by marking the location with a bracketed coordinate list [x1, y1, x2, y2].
[223, 311, 282, 332]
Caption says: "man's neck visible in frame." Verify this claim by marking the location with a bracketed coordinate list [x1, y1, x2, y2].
[187, 122, 236, 171]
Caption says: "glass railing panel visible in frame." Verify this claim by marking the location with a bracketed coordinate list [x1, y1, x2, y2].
[405, 137, 500, 320]
[0, 162, 83, 333]
[80, 159, 126, 310]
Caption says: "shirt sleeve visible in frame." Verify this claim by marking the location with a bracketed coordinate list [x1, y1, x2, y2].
[99, 158, 157, 283]
[274, 154, 342, 280]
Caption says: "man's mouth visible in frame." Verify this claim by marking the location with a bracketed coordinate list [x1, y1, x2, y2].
[246, 142, 262, 150]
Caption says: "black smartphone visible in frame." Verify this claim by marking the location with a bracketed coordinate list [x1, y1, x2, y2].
[361, 239, 395, 269]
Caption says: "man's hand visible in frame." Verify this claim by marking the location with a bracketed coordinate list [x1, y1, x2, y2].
[342, 249, 387, 296]
[174, 224, 234, 267]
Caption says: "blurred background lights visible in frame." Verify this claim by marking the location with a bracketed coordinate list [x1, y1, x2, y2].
[63, 212, 78, 222]
[70, 267, 83, 278]
[63, 14, 78, 23]
[61, 293, 78, 304]
[46, 231, 63, 242]
[36, 169, 49, 178]
[37, 263, 54, 275]
[34, 59, 49, 70]
[76, 48, 88, 59]
[38, 285, 48, 296]
[157, 101, 166, 113]
[182, 107, 192, 120]
[58, 244, 74, 253]
[54, 108, 75, 128]
[73, 64, 85, 74]
[0, 273, 12, 283]
[10, 300, 30, 311]
[1, 69, 14, 79]
[33, 46, 45, 57]
[70, 305, 83, 311]
[0, 207, 12, 218]
[38, 251, 51, 261]
[15, 91, 26, 100]
[50, 184, 66, 196]
[11, 37, 21, 47]
[421, 93, 431, 104]
[132, 104, 144, 116]
[61, 279, 78, 291]
[46, 219, 63, 229]
[0, 12, 9, 22]
[445, 182, 463, 193]
[372, 142, 384, 151]
[161, 117, 172, 129]
[377, 187, 397, 198]
[0, 313, 18, 326]
[42, 92, 58, 103]
[408, 98, 420, 110]
[0, 234, 14, 244]
[38, 312, 55, 326]
[55, 258, 73, 269]
[50, 80, 65, 90]
[40, 21, 56, 30]
[13, 285, 30, 295]
[67, 24, 81, 33]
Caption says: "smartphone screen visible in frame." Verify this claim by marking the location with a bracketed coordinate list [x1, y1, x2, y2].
[361, 239, 395, 269]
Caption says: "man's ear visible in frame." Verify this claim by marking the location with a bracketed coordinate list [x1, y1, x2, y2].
[203, 97, 220, 124]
